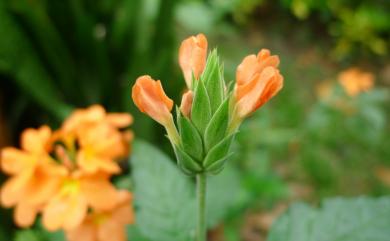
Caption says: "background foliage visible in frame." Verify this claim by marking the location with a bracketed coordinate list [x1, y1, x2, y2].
[0, 0, 389, 240]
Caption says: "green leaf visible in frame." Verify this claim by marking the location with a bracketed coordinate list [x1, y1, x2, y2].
[174, 145, 203, 174]
[201, 49, 224, 113]
[206, 165, 241, 228]
[0, 2, 72, 120]
[204, 134, 235, 169]
[204, 98, 230, 152]
[131, 140, 196, 241]
[177, 109, 204, 161]
[268, 196, 390, 241]
[191, 79, 212, 135]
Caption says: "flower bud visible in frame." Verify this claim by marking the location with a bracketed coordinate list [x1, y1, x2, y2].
[179, 33, 208, 89]
[233, 49, 283, 119]
[132, 75, 173, 126]
[180, 90, 193, 118]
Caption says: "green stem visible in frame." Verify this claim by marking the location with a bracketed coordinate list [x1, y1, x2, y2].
[196, 173, 207, 241]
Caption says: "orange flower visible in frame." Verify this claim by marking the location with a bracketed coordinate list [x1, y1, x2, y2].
[179, 33, 208, 89]
[60, 105, 133, 149]
[338, 67, 374, 96]
[180, 90, 193, 118]
[132, 75, 174, 126]
[65, 191, 134, 241]
[76, 123, 125, 174]
[42, 172, 122, 231]
[0, 126, 66, 227]
[234, 49, 283, 119]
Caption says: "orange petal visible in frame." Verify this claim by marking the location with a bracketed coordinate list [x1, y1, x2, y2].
[42, 192, 88, 231]
[235, 67, 283, 118]
[1, 147, 33, 174]
[77, 151, 120, 174]
[21, 126, 51, 153]
[14, 203, 38, 227]
[106, 113, 133, 127]
[179, 33, 208, 88]
[132, 75, 173, 125]
[98, 219, 127, 241]
[80, 176, 120, 211]
[180, 90, 193, 118]
[0, 170, 32, 207]
[236, 54, 258, 86]
[65, 220, 96, 241]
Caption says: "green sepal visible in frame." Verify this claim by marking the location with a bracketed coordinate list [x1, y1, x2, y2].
[201, 49, 224, 113]
[204, 98, 229, 152]
[203, 134, 235, 168]
[176, 107, 204, 161]
[173, 145, 203, 174]
[206, 152, 234, 174]
[191, 79, 211, 135]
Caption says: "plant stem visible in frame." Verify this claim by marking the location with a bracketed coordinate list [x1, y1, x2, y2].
[196, 173, 207, 241]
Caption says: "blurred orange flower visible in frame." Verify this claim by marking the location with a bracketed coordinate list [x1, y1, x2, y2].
[42, 172, 123, 231]
[234, 49, 283, 118]
[65, 191, 134, 241]
[132, 75, 174, 126]
[338, 68, 374, 96]
[0, 106, 134, 238]
[0, 126, 67, 227]
[179, 33, 208, 89]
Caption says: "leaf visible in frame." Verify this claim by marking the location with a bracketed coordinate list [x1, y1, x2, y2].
[267, 196, 390, 241]
[204, 98, 230, 152]
[177, 109, 204, 161]
[201, 49, 224, 113]
[191, 80, 212, 135]
[131, 140, 196, 241]
[204, 134, 235, 168]
[206, 165, 241, 228]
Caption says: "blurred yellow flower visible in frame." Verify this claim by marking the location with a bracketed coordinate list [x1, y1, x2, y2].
[65, 191, 134, 241]
[338, 68, 374, 96]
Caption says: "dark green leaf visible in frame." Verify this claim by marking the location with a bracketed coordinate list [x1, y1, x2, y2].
[268, 196, 390, 241]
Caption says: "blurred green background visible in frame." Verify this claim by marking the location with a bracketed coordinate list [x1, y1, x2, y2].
[0, 0, 389, 240]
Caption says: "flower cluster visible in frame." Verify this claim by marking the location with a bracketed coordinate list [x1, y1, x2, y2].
[0, 105, 134, 241]
[132, 34, 283, 174]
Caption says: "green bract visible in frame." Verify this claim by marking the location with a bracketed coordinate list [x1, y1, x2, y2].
[173, 49, 235, 175]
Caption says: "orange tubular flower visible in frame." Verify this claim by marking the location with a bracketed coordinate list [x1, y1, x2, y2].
[132, 75, 174, 126]
[65, 191, 134, 241]
[0, 126, 66, 227]
[42, 172, 123, 231]
[338, 67, 374, 96]
[179, 33, 208, 89]
[180, 90, 193, 118]
[234, 49, 284, 119]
